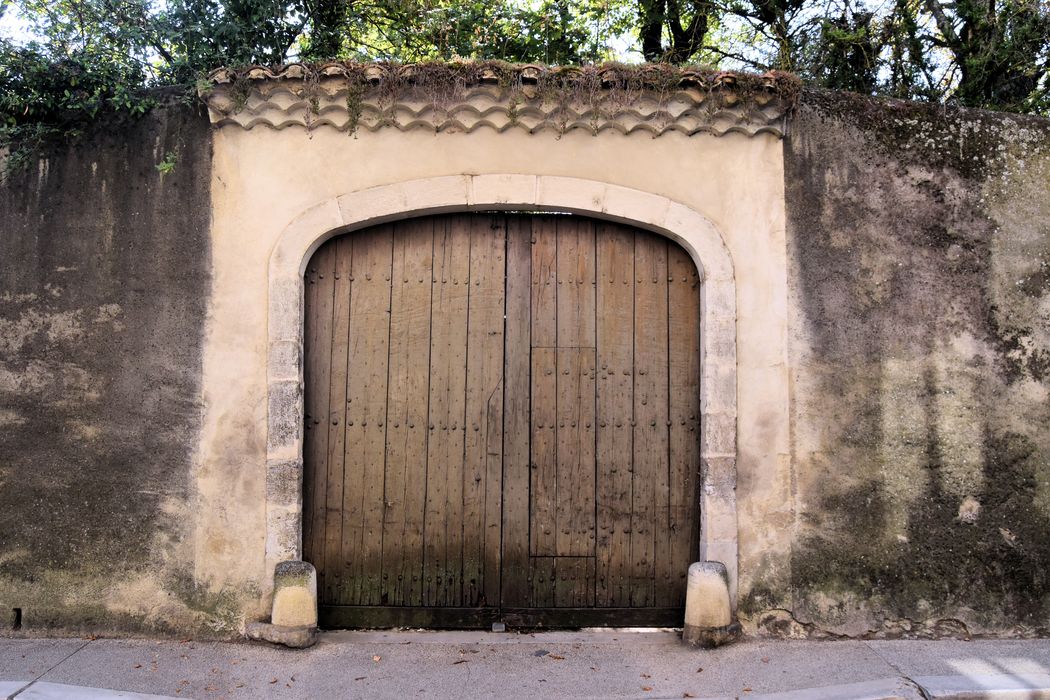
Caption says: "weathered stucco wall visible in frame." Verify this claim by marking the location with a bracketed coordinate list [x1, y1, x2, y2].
[756, 90, 1050, 637]
[0, 105, 235, 636]
[3, 83, 1048, 641]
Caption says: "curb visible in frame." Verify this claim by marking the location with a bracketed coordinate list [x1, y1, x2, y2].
[2, 681, 180, 700]
[750, 677, 925, 700]
[913, 673, 1050, 699]
[744, 674, 1050, 700]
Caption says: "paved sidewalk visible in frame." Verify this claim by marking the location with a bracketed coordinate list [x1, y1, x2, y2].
[2, 631, 1050, 699]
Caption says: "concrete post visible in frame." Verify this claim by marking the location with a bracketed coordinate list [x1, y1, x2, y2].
[682, 561, 741, 648]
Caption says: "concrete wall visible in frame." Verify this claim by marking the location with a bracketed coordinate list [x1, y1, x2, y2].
[0, 105, 235, 636]
[763, 90, 1050, 637]
[1, 85, 1048, 640]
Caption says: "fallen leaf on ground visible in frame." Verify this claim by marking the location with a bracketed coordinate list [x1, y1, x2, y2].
[373, 655, 382, 662]
[549, 654, 565, 660]
[533, 649, 549, 657]
[269, 678, 278, 684]
[761, 657, 770, 663]
[453, 659, 468, 665]
[696, 667, 704, 673]
[641, 673, 652, 679]
[642, 687, 653, 692]
[684, 694, 696, 698]
[743, 688, 752, 693]
[133, 664, 142, 669]
[354, 677, 366, 681]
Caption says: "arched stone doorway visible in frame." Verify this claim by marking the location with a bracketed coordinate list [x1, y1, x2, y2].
[263, 175, 739, 618]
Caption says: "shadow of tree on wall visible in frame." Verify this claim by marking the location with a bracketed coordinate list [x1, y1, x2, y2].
[785, 423, 1050, 635]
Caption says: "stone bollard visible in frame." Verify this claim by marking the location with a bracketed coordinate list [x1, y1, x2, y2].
[682, 561, 741, 648]
[245, 560, 318, 649]
[271, 561, 318, 627]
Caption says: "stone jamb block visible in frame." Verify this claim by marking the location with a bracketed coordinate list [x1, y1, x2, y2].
[267, 379, 303, 456]
[265, 506, 301, 566]
[701, 412, 737, 456]
[269, 339, 301, 382]
[266, 458, 303, 507]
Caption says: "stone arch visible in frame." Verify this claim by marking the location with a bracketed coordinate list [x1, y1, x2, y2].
[264, 175, 740, 604]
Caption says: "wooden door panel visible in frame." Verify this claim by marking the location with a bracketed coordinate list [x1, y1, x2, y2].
[343, 227, 393, 606]
[500, 217, 532, 608]
[529, 346, 558, 557]
[463, 215, 505, 608]
[380, 219, 433, 606]
[595, 224, 636, 608]
[304, 213, 702, 627]
[423, 217, 471, 607]
[667, 243, 703, 607]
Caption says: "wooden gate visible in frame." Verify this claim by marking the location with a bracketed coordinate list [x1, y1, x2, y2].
[302, 213, 702, 628]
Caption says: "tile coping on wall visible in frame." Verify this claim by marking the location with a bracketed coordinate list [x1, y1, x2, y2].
[202, 64, 791, 138]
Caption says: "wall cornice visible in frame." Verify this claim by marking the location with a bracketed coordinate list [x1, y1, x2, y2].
[202, 62, 793, 138]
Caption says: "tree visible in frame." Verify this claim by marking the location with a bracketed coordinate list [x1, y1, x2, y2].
[1, 0, 1048, 158]
[637, 0, 715, 63]
[924, 0, 1050, 111]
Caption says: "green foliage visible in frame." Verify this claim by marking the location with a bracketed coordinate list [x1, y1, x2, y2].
[155, 148, 177, 173]
[0, 0, 1046, 173]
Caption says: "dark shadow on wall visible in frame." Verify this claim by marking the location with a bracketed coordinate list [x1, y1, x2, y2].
[769, 89, 1050, 635]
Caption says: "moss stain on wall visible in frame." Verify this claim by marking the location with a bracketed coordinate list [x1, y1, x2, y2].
[771, 89, 1050, 638]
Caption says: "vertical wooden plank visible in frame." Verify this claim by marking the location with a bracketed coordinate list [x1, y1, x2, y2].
[555, 219, 597, 559]
[381, 219, 434, 607]
[531, 217, 558, 348]
[303, 241, 336, 598]
[554, 557, 596, 608]
[666, 244, 702, 607]
[595, 225, 634, 607]
[555, 347, 596, 557]
[530, 347, 558, 558]
[530, 216, 558, 558]
[462, 214, 506, 607]
[320, 240, 349, 604]
[555, 217, 596, 347]
[501, 216, 532, 608]
[342, 226, 393, 606]
[650, 239, 675, 609]
[423, 215, 471, 607]
[631, 233, 669, 608]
